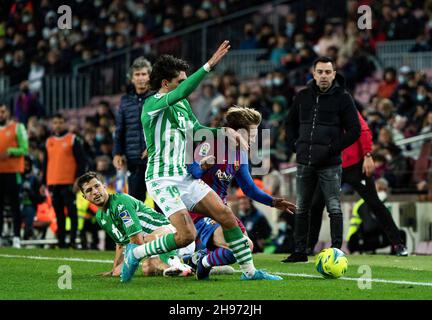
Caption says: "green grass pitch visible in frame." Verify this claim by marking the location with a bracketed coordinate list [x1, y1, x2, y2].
[1, 248, 432, 300]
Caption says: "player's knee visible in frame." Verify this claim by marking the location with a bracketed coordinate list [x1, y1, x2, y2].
[216, 206, 237, 227]
[176, 227, 196, 247]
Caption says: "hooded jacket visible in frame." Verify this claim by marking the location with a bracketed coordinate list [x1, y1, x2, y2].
[286, 73, 361, 167]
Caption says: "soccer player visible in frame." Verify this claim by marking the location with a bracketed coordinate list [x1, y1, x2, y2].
[76, 172, 193, 278]
[186, 106, 295, 275]
[124, 40, 291, 282]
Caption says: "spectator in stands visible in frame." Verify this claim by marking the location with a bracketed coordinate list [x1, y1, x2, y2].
[28, 58, 45, 93]
[268, 95, 288, 130]
[113, 57, 152, 202]
[193, 81, 225, 126]
[90, 101, 115, 127]
[302, 8, 321, 42]
[262, 155, 283, 197]
[394, 1, 422, 40]
[256, 22, 275, 50]
[283, 12, 298, 40]
[43, 113, 86, 248]
[377, 98, 395, 121]
[410, 33, 432, 52]
[270, 35, 288, 66]
[377, 67, 399, 99]
[14, 81, 44, 124]
[0, 103, 28, 248]
[238, 196, 272, 253]
[314, 23, 343, 57]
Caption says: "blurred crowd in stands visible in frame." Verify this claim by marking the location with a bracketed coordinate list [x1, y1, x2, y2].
[1, 0, 432, 249]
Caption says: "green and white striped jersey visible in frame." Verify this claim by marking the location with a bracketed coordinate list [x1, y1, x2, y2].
[95, 193, 170, 245]
[141, 66, 218, 181]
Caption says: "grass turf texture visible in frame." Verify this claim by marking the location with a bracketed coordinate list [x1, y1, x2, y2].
[1, 248, 432, 300]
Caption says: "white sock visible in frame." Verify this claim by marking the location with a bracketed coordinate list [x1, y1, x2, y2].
[241, 262, 256, 278]
[202, 255, 211, 268]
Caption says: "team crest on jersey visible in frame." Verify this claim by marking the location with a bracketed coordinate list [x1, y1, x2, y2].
[199, 143, 211, 156]
[119, 210, 134, 227]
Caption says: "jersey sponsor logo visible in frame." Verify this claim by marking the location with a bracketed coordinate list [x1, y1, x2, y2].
[119, 210, 134, 227]
[199, 143, 211, 156]
[215, 169, 233, 182]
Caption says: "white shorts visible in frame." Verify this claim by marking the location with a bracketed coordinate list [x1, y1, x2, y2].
[146, 175, 212, 218]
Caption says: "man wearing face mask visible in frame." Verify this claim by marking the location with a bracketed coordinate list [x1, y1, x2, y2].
[345, 178, 406, 255]
[299, 113, 408, 259]
[113, 57, 153, 204]
[0, 103, 28, 248]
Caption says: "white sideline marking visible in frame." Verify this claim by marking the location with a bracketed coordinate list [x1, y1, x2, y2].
[1, 254, 432, 287]
[0, 254, 113, 264]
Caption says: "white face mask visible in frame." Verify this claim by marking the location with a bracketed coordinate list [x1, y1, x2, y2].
[163, 27, 173, 34]
[377, 191, 387, 202]
[295, 42, 305, 50]
[277, 222, 287, 231]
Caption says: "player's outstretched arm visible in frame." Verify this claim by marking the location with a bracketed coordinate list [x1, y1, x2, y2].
[151, 41, 231, 111]
[236, 164, 296, 213]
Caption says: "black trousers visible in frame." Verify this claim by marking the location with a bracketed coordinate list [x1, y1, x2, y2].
[127, 163, 147, 201]
[295, 164, 343, 253]
[307, 161, 403, 251]
[49, 185, 78, 247]
[0, 173, 22, 237]
[127, 162, 161, 212]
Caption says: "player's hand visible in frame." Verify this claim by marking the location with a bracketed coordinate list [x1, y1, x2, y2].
[200, 155, 216, 170]
[362, 156, 375, 177]
[141, 149, 148, 160]
[207, 40, 231, 69]
[113, 155, 125, 170]
[98, 271, 114, 277]
[272, 197, 296, 214]
[224, 127, 249, 151]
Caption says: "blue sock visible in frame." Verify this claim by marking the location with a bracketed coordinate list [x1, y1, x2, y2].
[206, 248, 236, 266]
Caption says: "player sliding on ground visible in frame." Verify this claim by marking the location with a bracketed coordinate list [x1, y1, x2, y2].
[76, 172, 194, 278]
[185, 106, 295, 278]
[118, 40, 296, 283]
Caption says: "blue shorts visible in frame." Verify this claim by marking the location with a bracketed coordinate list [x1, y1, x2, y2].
[194, 217, 220, 251]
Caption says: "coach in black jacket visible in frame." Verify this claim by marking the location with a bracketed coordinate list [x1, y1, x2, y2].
[283, 57, 361, 262]
[113, 57, 153, 201]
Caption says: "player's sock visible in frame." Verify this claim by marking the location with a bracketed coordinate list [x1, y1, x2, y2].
[223, 226, 256, 278]
[158, 250, 177, 265]
[133, 233, 178, 259]
[202, 248, 236, 268]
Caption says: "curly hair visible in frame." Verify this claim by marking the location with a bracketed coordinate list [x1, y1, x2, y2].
[149, 54, 190, 90]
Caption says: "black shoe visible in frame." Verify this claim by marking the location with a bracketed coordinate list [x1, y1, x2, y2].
[394, 244, 408, 257]
[306, 248, 315, 256]
[281, 252, 308, 263]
